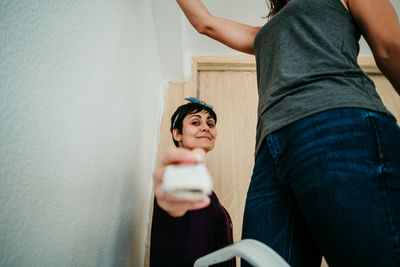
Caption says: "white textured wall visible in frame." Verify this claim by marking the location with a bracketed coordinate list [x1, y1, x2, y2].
[152, 0, 267, 80]
[0, 0, 162, 266]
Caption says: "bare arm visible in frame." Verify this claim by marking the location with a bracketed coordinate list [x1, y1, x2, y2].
[348, 0, 400, 95]
[152, 148, 210, 217]
[176, 0, 261, 55]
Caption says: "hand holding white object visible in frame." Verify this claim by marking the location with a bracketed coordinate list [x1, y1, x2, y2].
[152, 147, 211, 217]
[162, 163, 213, 200]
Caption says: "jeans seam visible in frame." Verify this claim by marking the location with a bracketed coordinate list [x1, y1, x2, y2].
[366, 111, 384, 161]
[266, 135, 281, 161]
[266, 134, 286, 183]
[366, 111, 400, 263]
[285, 205, 297, 265]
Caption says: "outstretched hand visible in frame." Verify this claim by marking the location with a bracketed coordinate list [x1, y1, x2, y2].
[152, 147, 211, 217]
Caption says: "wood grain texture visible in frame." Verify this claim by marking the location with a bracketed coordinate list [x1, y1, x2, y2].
[198, 70, 258, 243]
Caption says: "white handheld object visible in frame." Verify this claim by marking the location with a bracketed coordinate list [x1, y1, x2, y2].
[162, 164, 213, 200]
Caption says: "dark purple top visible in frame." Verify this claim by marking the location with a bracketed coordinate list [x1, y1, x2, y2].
[150, 192, 235, 267]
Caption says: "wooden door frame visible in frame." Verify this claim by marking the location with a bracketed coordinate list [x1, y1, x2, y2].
[191, 55, 380, 75]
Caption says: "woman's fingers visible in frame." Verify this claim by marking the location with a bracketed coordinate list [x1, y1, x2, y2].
[156, 190, 211, 216]
[153, 147, 205, 190]
[157, 189, 209, 204]
[161, 147, 205, 166]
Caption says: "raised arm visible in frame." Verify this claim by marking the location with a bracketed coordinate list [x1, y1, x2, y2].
[348, 0, 400, 95]
[176, 0, 261, 55]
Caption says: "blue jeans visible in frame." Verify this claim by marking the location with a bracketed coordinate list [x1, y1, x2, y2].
[242, 108, 400, 267]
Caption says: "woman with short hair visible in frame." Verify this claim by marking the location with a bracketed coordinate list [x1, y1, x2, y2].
[150, 98, 235, 267]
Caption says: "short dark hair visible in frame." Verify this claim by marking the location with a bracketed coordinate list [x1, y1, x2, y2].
[170, 102, 217, 147]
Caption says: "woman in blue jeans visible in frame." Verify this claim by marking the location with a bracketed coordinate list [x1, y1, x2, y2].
[173, 0, 400, 266]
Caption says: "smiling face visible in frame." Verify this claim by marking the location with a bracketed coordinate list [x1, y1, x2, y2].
[172, 110, 217, 152]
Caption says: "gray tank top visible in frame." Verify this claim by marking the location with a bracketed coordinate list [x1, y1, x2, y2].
[254, 0, 392, 156]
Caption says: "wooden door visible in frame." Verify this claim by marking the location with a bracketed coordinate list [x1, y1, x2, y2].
[199, 69, 258, 243]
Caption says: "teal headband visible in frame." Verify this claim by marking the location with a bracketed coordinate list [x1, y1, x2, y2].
[184, 97, 213, 109]
[172, 97, 213, 128]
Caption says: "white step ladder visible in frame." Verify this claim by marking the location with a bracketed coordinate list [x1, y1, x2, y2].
[194, 239, 290, 267]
